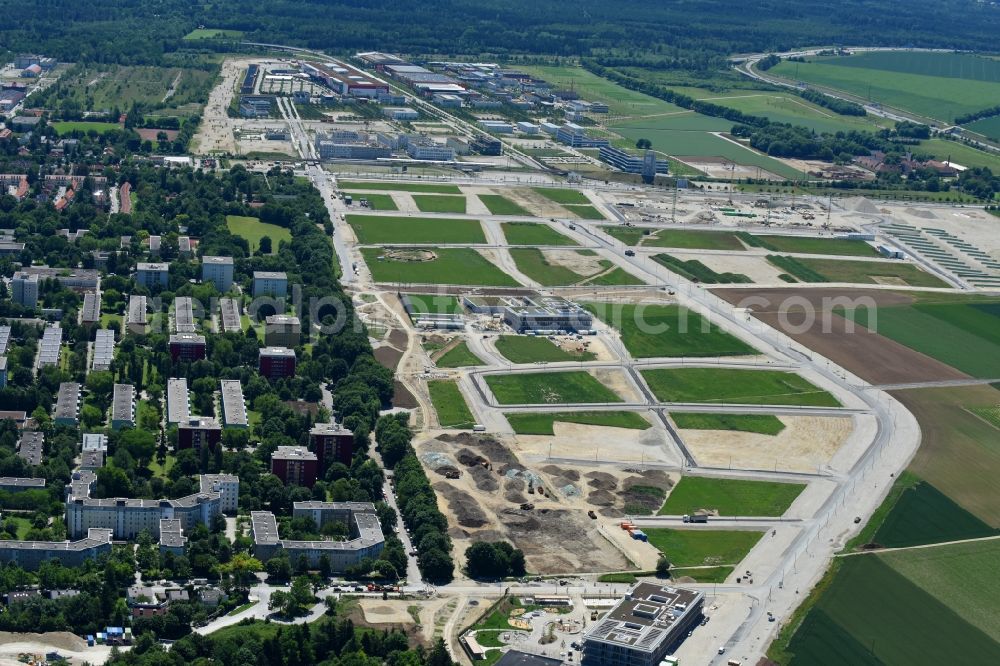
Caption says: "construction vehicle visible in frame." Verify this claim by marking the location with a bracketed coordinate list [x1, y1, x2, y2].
[683, 513, 709, 523]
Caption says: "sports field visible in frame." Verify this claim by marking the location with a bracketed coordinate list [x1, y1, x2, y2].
[412, 194, 467, 214]
[434, 342, 483, 368]
[660, 476, 804, 517]
[643, 528, 763, 568]
[428, 380, 476, 429]
[478, 194, 531, 216]
[510, 248, 607, 286]
[225, 215, 291, 253]
[361, 248, 519, 286]
[501, 222, 577, 246]
[641, 368, 840, 407]
[671, 412, 785, 435]
[584, 303, 757, 358]
[51, 121, 120, 135]
[749, 235, 877, 257]
[347, 215, 485, 244]
[769, 51, 1000, 123]
[505, 411, 650, 435]
[494, 336, 596, 363]
[344, 193, 397, 211]
[769, 256, 948, 288]
[485, 371, 623, 405]
[337, 181, 462, 194]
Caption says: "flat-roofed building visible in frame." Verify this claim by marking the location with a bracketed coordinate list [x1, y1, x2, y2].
[20, 266, 99, 291]
[169, 333, 206, 362]
[54, 382, 81, 426]
[258, 347, 296, 380]
[219, 380, 248, 428]
[201, 256, 234, 293]
[0, 356, 6, 389]
[81, 292, 101, 324]
[0, 527, 113, 571]
[0, 326, 11, 356]
[251, 502, 384, 570]
[219, 298, 241, 333]
[80, 450, 105, 470]
[581, 582, 704, 666]
[92, 328, 115, 371]
[135, 262, 169, 289]
[253, 271, 288, 298]
[0, 477, 45, 493]
[82, 433, 108, 452]
[12, 272, 39, 307]
[264, 315, 300, 347]
[177, 416, 222, 451]
[310, 422, 354, 470]
[36, 325, 62, 369]
[200, 474, 239, 514]
[173, 296, 196, 333]
[17, 431, 44, 466]
[127, 295, 148, 334]
[178, 236, 193, 257]
[166, 378, 190, 425]
[302, 60, 388, 97]
[158, 519, 187, 556]
[111, 384, 135, 429]
[270, 446, 318, 487]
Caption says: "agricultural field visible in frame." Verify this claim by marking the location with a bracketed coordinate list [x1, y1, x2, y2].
[748, 235, 877, 257]
[225, 215, 290, 253]
[494, 336, 596, 363]
[478, 194, 531, 216]
[916, 137, 1000, 173]
[510, 248, 611, 286]
[869, 478, 998, 548]
[768, 51, 1000, 123]
[434, 342, 483, 368]
[505, 411, 651, 435]
[658, 476, 805, 517]
[337, 181, 462, 194]
[671, 412, 786, 435]
[640, 368, 840, 407]
[643, 528, 764, 568]
[347, 215, 485, 245]
[584, 303, 757, 358]
[183, 28, 244, 40]
[500, 222, 577, 246]
[768, 255, 949, 288]
[344, 193, 397, 211]
[484, 371, 623, 405]
[696, 91, 890, 135]
[404, 294, 464, 315]
[50, 121, 120, 135]
[412, 194, 468, 214]
[361, 248, 519, 286]
[965, 115, 1000, 142]
[520, 65, 689, 117]
[428, 380, 476, 429]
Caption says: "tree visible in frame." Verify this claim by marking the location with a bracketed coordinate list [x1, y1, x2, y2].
[258, 235, 272, 254]
[218, 553, 263, 595]
[635, 138, 652, 150]
[656, 556, 671, 577]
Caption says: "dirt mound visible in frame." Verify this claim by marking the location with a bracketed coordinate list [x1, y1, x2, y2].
[392, 381, 418, 409]
[385, 248, 436, 262]
[504, 477, 528, 504]
[468, 465, 500, 492]
[585, 471, 619, 491]
[845, 197, 879, 215]
[456, 448, 489, 467]
[542, 465, 580, 481]
[437, 433, 519, 468]
[0, 631, 86, 651]
[587, 489, 617, 506]
[904, 207, 937, 219]
[434, 465, 461, 478]
[433, 482, 490, 527]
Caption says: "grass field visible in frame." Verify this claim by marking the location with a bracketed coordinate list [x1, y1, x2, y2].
[769, 51, 1000, 123]
[338, 181, 462, 194]
[532, 188, 591, 205]
[583, 267, 646, 286]
[510, 248, 605, 286]
[412, 194, 467, 214]
[404, 294, 464, 315]
[434, 342, 483, 368]
[501, 222, 577, 246]
[505, 411, 650, 435]
[347, 215, 485, 244]
[51, 121, 120, 135]
[641, 368, 840, 407]
[485, 371, 623, 405]
[643, 528, 763, 568]
[564, 204, 606, 220]
[478, 194, 531, 216]
[749, 235, 877, 257]
[659, 476, 805, 517]
[183, 28, 244, 40]
[698, 91, 889, 135]
[918, 137, 1000, 172]
[428, 380, 476, 429]
[584, 303, 757, 359]
[494, 336, 596, 363]
[345, 193, 397, 211]
[225, 215, 291, 253]
[652, 253, 753, 284]
[671, 412, 786, 435]
[642, 228, 746, 251]
[520, 65, 688, 117]
[362, 248, 519, 286]
[871, 478, 998, 548]
[768, 255, 948, 288]
[965, 115, 1000, 142]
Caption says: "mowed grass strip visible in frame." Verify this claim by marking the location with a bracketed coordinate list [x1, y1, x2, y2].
[362, 248, 519, 286]
[505, 411, 650, 435]
[51, 121, 120, 135]
[434, 342, 483, 368]
[641, 368, 840, 406]
[494, 335, 596, 363]
[485, 371, 623, 405]
[671, 412, 786, 435]
[338, 181, 462, 194]
[646, 229, 747, 251]
[225, 215, 291, 253]
[564, 204, 606, 220]
[347, 215, 484, 244]
[659, 476, 805, 516]
[509, 248, 589, 286]
[412, 194, 467, 214]
[532, 188, 591, 205]
[479, 194, 531, 216]
[501, 222, 577, 246]
[643, 528, 763, 568]
[403, 293, 463, 315]
[750, 235, 877, 257]
[344, 192, 397, 211]
[584, 303, 757, 358]
[428, 380, 476, 429]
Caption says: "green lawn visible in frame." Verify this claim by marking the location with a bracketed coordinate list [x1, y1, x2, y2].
[652, 253, 753, 284]
[583, 267, 646, 286]
[641, 228, 747, 251]
[669, 566, 735, 584]
[434, 342, 483, 368]
[428, 380, 476, 429]
[226, 215, 291, 253]
[347, 215, 485, 244]
[344, 193, 398, 211]
[0, 516, 34, 539]
[767, 255, 948, 288]
[338, 181, 462, 194]
[509, 248, 598, 286]
[584, 303, 757, 358]
[51, 121, 120, 135]
[659, 476, 805, 517]
[485, 371, 623, 405]
[412, 194, 468, 214]
[505, 411, 650, 435]
[404, 293, 464, 315]
[362, 248, 519, 286]
[671, 412, 786, 435]
[501, 222, 577, 246]
[478, 194, 531, 216]
[564, 204, 606, 220]
[183, 28, 244, 40]
[643, 528, 763, 568]
[494, 336, 595, 363]
[641, 368, 840, 406]
[532, 188, 591, 205]
[749, 235, 878, 257]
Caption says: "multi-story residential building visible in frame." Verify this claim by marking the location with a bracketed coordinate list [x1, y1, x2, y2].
[252, 271, 288, 298]
[169, 333, 206, 362]
[17, 431, 44, 466]
[219, 380, 248, 428]
[310, 422, 355, 471]
[81, 292, 101, 324]
[270, 446, 318, 487]
[0, 528, 113, 571]
[127, 295, 148, 334]
[135, 262, 169, 289]
[264, 315, 301, 347]
[177, 416, 222, 451]
[258, 347, 296, 380]
[201, 256, 234, 292]
[166, 378, 190, 425]
[250, 502, 384, 570]
[199, 474, 240, 514]
[92, 328, 115, 372]
[112, 384, 136, 429]
[54, 382, 81, 426]
[11, 271, 39, 307]
[36, 325, 62, 369]
[219, 298, 241, 333]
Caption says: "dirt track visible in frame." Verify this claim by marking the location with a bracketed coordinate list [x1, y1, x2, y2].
[714, 287, 969, 384]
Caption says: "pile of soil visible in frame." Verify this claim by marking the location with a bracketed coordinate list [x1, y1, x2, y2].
[433, 482, 490, 528]
[468, 465, 500, 492]
[438, 433, 519, 470]
[504, 477, 528, 504]
[585, 471, 618, 491]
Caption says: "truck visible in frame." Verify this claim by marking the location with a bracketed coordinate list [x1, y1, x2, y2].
[683, 513, 709, 524]
[624, 249, 635, 257]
